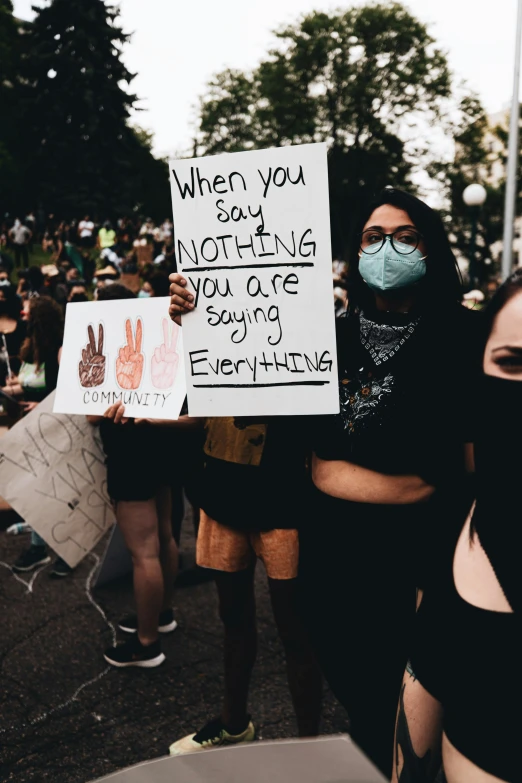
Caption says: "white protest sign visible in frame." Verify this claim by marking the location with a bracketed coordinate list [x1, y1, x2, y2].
[169, 143, 339, 416]
[0, 392, 114, 567]
[53, 296, 186, 419]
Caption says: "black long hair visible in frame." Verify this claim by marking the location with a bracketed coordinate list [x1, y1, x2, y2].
[346, 188, 463, 313]
[20, 296, 64, 368]
[482, 268, 522, 338]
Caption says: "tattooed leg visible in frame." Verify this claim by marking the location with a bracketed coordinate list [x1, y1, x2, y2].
[392, 668, 443, 783]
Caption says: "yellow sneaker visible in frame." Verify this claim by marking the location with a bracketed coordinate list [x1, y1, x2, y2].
[169, 716, 255, 756]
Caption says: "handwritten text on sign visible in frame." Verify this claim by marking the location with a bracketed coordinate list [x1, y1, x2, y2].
[0, 393, 114, 568]
[169, 143, 339, 416]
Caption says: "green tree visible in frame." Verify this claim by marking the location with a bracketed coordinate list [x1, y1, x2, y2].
[0, 0, 24, 203]
[17, 0, 169, 219]
[430, 95, 515, 287]
[196, 3, 452, 256]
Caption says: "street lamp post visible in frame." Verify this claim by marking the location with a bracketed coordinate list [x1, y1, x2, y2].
[501, 0, 522, 281]
[463, 183, 487, 290]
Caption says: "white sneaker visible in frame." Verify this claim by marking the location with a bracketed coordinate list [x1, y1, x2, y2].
[169, 716, 256, 756]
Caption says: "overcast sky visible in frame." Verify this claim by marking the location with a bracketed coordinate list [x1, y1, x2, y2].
[13, 0, 521, 158]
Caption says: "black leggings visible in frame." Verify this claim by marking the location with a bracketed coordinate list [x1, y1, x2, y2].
[299, 489, 418, 778]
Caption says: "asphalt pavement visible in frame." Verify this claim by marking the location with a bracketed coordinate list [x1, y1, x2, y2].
[0, 513, 347, 783]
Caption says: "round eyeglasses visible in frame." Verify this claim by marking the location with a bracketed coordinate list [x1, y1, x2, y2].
[360, 228, 424, 256]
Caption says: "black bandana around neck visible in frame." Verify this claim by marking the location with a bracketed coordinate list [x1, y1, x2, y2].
[359, 310, 421, 366]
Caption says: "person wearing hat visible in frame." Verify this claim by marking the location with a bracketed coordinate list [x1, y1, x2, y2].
[40, 264, 60, 279]
[462, 289, 485, 311]
[40, 264, 65, 306]
[93, 265, 119, 299]
[96, 265, 119, 281]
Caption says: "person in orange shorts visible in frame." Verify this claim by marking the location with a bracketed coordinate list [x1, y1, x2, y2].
[168, 282, 322, 755]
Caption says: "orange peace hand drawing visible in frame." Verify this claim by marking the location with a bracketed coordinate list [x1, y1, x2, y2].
[151, 318, 180, 389]
[116, 318, 144, 390]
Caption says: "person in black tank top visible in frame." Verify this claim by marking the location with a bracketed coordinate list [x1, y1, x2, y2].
[394, 270, 522, 783]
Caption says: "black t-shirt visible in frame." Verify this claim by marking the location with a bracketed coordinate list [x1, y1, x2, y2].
[200, 416, 308, 532]
[313, 304, 482, 487]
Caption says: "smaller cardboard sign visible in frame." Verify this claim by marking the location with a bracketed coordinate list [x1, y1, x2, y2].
[0, 393, 114, 567]
[54, 297, 186, 420]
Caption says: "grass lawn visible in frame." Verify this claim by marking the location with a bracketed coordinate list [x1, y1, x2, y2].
[3, 243, 101, 282]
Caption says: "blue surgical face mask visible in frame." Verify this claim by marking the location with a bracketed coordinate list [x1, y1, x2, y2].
[359, 237, 427, 292]
[138, 289, 151, 298]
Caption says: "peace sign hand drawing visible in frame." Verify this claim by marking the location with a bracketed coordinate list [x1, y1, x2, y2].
[116, 318, 144, 390]
[79, 324, 105, 388]
[151, 318, 180, 389]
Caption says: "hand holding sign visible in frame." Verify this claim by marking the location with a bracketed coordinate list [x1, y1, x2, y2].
[116, 318, 143, 390]
[151, 318, 180, 389]
[79, 324, 105, 388]
[169, 274, 194, 326]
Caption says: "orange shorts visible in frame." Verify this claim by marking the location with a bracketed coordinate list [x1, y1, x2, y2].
[196, 510, 298, 580]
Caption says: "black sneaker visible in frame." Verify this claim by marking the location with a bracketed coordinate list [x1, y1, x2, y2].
[12, 545, 51, 573]
[176, 565, 215, 588]
[104, 636, 165, 668]
[118, 608, 178, 634]
[50, 557, 73, 578]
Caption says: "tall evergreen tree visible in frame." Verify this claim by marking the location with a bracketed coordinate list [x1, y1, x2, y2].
[0, 0, 23, 203]
[18, 0, 168, 218]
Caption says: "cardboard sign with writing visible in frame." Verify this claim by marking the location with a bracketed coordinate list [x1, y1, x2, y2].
[0, 393, 114, 567]
[169, 143, 339, 416]
[54, 296, 186, 419]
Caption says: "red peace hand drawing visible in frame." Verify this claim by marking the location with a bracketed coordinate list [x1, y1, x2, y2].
[116, 318, 144, 390]
[78, 324, 105, 388]
[151, 318, 180, 389]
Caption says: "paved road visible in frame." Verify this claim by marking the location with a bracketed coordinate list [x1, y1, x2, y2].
[0, 515, 347, 783]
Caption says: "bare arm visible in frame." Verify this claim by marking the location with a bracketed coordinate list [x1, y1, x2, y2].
[464, 442, 474, 473]
[312, 454, 435, 505]
[3, 383, 23, 397]
[134, 414, 204, 428]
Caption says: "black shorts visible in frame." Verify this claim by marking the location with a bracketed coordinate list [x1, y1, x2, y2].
[100, 420, 175, 502]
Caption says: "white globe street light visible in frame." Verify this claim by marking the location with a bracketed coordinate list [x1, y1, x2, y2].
[463, 184, 487, 208]
[462, 183, 487, 289]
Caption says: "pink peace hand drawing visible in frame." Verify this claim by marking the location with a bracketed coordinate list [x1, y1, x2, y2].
[116, 318, 144, 390]
[151, 318, 180, 389]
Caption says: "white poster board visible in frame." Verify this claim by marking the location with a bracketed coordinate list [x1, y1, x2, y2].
[54, 296, 186, 419]
[0, 393, 114, 567]
[169, 143, 339, 416]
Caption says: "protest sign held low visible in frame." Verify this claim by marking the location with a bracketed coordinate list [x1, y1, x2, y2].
[169, 142, 339, 416]
[54, 296, 186, 419]
[0, 392, 114, 567]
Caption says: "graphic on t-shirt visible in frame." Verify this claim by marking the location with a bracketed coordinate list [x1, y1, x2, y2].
[339, 372, 394, 433]
[151, 318, 180, 389]
[204, 417, 266, 466]
[78, 323, 106, 387]
[116, 318, 143, 390]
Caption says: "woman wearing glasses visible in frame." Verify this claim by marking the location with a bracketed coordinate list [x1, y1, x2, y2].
[300, 188, 481, 776]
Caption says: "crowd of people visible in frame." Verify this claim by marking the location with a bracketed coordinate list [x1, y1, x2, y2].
[0, 212, 177, 304]
[0, 189, 518, 783]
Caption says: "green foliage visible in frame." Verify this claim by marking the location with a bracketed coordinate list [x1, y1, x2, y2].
[0, 0, 169, 219]
[196, 3, 452, 256]
[430, 95, 520, 286]
[0, 0, 22, 189]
